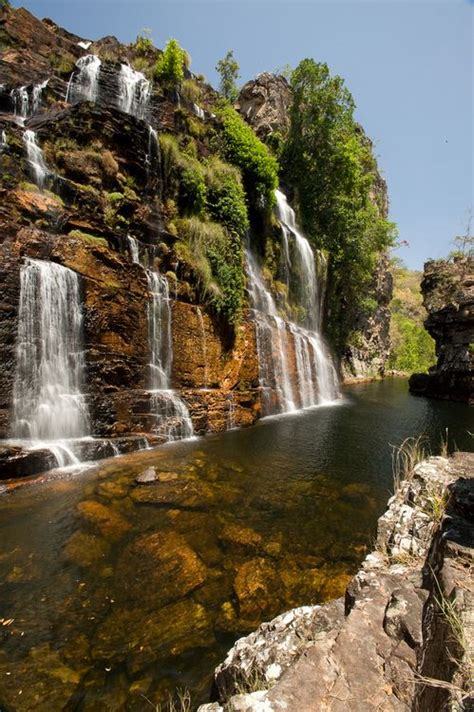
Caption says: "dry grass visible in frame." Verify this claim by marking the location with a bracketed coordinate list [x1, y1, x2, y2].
[390, 435, 429, 494]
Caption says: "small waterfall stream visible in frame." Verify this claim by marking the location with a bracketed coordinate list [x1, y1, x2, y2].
[11, 79, 48, 121]
[127, 236, 194, 441]
[12, 259, 90, 466]
[117, 65, 150, 119]
[66, 55, 101, 103]
[23, 130, 49, 189]
[248, 189, 340, 415]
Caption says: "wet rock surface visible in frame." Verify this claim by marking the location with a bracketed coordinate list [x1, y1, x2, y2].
[410, 256, 473, 403]
[205, 452, 474, 711]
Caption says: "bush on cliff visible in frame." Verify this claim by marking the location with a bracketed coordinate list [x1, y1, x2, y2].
[154, 38, 188, 87]
[204, 157, 249, 238]
[176, 217, 244, 326]
[213, 103, 278, 211]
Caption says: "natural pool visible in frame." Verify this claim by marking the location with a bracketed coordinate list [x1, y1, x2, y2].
[0, 379, 472, 710]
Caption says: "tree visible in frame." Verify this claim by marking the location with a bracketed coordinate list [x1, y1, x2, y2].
[154, 38, 187, 87]
[282, 58, 396, 351]
[216, 51, 240, 102]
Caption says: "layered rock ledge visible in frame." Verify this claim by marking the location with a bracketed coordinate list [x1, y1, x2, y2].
[199, 452, 474, 711]
[410, 256, 473, 403]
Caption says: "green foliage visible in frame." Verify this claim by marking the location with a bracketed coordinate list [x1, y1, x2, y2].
[159, 134, 206, 215]
[389, 261, 436, 373]
[204, 157, 249, 237]
[216, 50, 240, 102]
[180, 78, 202, 105]
[154, 38, 187, 88]
[214, 103, 278, 210]
[68, 229, 108, 247]
[282, 59, 396, 351]
[176, 217, 243, 326]
[133, 29, 154, 55]
[48, 53, 75, 75]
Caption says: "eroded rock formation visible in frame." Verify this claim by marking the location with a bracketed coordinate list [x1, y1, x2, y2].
[410, 256, 473, 403]
[202, 452, 474, 711]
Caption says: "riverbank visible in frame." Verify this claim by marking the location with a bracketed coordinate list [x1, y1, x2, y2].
[202, 451, 474, 711]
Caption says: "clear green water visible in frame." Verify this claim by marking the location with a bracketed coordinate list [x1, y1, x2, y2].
[0, 379, 471, 710]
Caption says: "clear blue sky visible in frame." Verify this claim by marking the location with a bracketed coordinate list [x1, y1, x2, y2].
[12, 0, 473, 269]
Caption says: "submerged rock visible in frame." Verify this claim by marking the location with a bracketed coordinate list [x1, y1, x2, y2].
[114, 530, 208, 608]
[135, 466, 157, 484]
[92, 599, 214, 675]
[130, 478, 215, 509]
[76, 500, 130, 540]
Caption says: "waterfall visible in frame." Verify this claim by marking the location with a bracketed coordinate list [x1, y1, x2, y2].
[146, 124, 160, 175]
[117, 64, 150, 119]
[23, 130, 49, 189]
[32, 79, 48, 114]
[66, 55, 101, 103]
[227, 395, 236, 430]
[11, 80, 48, 119]
[12, 259, 90, 466]
[126, 236, 193, 440]
[247, 189, 340, 415]
[275, 189, 322, 331]
[246, 251, 296, 413]
[196, 307, 209, 388]
[193, 104, 206, 120]
[1, 130, 7, 150]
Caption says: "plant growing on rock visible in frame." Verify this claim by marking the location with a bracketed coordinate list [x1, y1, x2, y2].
[176, 216, 244, 327]
[154, 38, 188, 88]
[216, 50, 240, 102]
[214, 103, 278, 211]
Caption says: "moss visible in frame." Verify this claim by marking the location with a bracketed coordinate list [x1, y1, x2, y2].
[68, 230, 108, 247]
[18, 181, 40, 193]
[106, 192, 124, 204]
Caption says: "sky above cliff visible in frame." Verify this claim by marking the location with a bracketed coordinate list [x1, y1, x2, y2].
[13, 0, 473, 270]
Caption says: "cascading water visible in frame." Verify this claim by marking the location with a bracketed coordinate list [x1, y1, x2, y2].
[247, 189, 340, 415]
[127, 235, 194, 440]
[193, 104, 206, 120]
[66, 55, 101, 103]
[11, 79, 48, 120]
[32, 79, 49, 114]
[11, 259, 90, 466]
[11, 86, 29, 119]
[1, 130, 7, 150]
[117, 64, 150, 119]
[23, 130, 49, 189]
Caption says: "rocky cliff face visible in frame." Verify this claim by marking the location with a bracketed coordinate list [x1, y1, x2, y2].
[410, 256, 473, 403]
[200, 452, 474, 711]
[0, 3, 265, 478]
[236, 73, 291, 142]
[237, 74, 393, 381]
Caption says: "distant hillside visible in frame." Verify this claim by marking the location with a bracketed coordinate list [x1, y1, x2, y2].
[388, 260, 436, 373]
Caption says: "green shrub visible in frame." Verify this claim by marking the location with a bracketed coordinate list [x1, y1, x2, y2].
[68, 230, 108, 247]
[177, 216, 243, 326]
[180, 78, 201, 105]
[214, 103, 279, 210]
[159, 134, 206, 215]
[154, 38, 187, 87]
[133, 29, 154, 55]
[204, 157, 249, 237]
